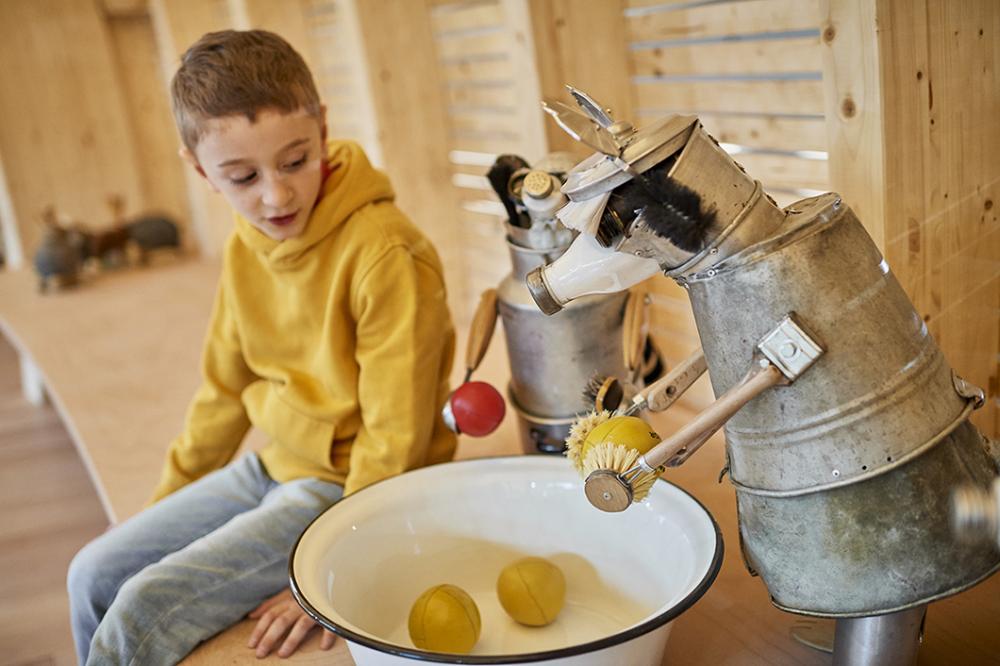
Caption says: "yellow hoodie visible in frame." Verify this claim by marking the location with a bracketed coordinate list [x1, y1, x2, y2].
[151, 141, 456, 501]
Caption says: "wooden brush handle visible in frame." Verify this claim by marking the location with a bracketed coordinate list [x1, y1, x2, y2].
[637, 347, 707, 413]
[465, 288, 499, 375]
[642, 358, 784, 470]
[622, 289, 646, 376]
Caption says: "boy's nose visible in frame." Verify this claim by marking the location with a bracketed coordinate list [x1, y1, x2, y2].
[262, 177, 294, 209]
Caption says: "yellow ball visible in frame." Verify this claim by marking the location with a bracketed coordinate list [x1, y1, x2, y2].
[408, 584, 481, 654]
[581, 415, 660, 461]
[496, 557, 566, 626]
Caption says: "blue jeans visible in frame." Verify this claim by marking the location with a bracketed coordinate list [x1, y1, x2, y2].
[67, 453, 343, 665]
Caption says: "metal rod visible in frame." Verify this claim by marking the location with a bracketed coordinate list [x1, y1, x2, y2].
[832, 607, 925, 666]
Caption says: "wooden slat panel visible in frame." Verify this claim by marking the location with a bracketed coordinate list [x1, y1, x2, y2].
[430, 0, 503, 34]
[530, 0, 634, 156]
[441, 54, 514, 82]
[448, 132, 521, 155]
[730, 152, 829, 190]
[626, 0, 820, 43]
[106, 14, 192, 245]
[634, 79, 826, 115]
[354, 0, 468, 315]
[444, 82, 519, 109]
[435, 28, 509, 59]
[683, 114, 828, 152]
[448, 113, 523, 140]
[825, 0, 1000, 439]
[0, 0, 145, 262]
[629, 36, 821, 76]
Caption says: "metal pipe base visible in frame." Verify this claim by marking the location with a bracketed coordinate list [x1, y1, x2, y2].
[832, 607, 926, 666]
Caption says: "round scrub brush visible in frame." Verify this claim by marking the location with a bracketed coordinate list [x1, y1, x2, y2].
[565, 409, 612, 472]
[571, 415, 662, 502]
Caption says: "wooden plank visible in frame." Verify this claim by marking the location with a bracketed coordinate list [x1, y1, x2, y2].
[0, 0, 144, 262]
[441, 53, 513, 81]
[529, 0, 634, 156]
[448, 131, 525, 155]
[353, 0, 469, 317]
[626, 0, 821, 43]
[105, 14, 193, 248]
[635, 79, 826, 115]
[101, 0, 149, 17]
[685, 114, 828, 152]
[729, 152, 829, 190]
[429, 0, 503, 34]
[434, 27, 510, 60]
[444, 82, 520, 111]
[821, 0, 999, 440]
[819, 0, 885, 247]
[149, 0, 235, 256]
[629, 36, 822, 76]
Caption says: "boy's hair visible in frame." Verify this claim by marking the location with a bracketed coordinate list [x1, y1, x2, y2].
[171, 30, 322, 151]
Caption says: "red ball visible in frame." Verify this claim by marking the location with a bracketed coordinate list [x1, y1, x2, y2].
[449, 381, 505, 437]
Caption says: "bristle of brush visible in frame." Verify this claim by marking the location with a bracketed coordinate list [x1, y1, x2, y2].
[582, 443, 657, 502]
[612, 162, 716, 252]
[487, 154, 530, 227]
[565, 410, 611, 472]
[581, 372, 607, 408]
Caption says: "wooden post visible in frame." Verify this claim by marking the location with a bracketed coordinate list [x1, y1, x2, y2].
[819, 0, 885, 248]
[351, 0, 467, 320]
[0, 0, 144, 263]
[527, 0, 634, 156]
[149, 0, 235, 257]
[822, 0, 999, 436]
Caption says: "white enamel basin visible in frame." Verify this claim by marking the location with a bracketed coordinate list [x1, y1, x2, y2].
[290, 456, 722, 665]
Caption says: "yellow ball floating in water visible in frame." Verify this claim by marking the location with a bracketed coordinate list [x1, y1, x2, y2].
[496, 557, 566, 626]
[408, 584, 481, 654]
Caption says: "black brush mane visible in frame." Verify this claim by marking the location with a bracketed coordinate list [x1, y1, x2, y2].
[486, 154, 530, 228]
[608, 160, 716, 252]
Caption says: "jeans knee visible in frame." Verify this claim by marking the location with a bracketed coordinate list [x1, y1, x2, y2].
[68, 540, 103, 606]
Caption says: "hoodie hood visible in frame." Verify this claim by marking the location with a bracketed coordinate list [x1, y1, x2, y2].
[233, 140, 395, 267]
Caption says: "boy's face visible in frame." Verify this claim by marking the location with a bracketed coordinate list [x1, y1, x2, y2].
[184, 108, 326, 241]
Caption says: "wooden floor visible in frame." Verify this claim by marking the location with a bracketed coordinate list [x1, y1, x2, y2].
[2, 330, 1000, 665]
[0, 336, 108, 665]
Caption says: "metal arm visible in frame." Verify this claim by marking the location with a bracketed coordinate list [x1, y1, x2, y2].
[585, 314, 824, 512]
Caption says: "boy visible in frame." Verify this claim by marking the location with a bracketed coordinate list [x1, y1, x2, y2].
[68, 30, 456, 664]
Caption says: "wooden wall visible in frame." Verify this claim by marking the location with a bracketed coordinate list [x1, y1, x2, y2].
[0, 0, 994, 434]
[0, 0, 145, 265]
[823, 0, 999, 435]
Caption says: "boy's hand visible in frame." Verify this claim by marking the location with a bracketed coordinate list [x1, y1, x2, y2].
[247, 587, 336, 658]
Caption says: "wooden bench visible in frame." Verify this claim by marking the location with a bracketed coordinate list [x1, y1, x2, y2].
[3, 258, 998, 665]
[0, 259, 353, 662]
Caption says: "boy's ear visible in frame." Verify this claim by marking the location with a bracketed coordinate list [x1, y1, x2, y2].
[178, 146, 219, 193]
[319, 105, 328, 144]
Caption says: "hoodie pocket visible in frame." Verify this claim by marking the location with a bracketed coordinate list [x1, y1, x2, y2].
[242, 380, 335, 466]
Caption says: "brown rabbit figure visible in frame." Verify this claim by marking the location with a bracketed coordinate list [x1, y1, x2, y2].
[85, 194, 132, 268]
